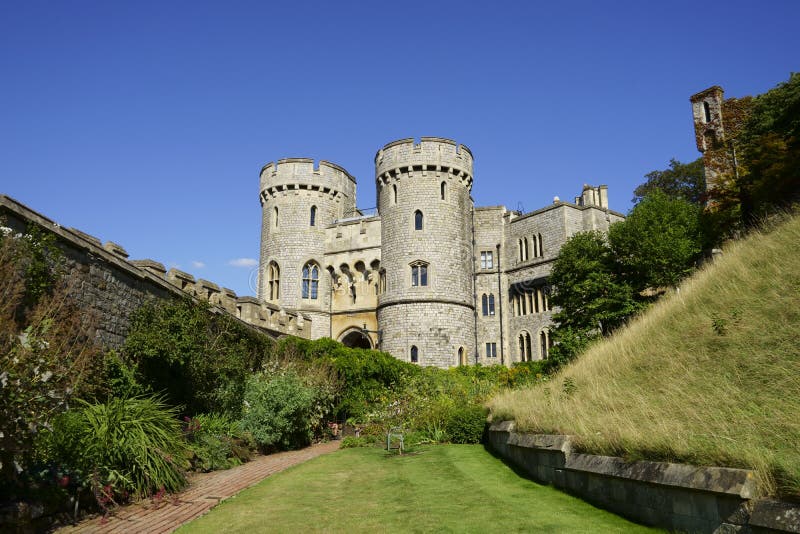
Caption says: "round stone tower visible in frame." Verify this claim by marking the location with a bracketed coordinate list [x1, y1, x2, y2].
[258, 158, 357, 339]
[375, 137, 475, 367]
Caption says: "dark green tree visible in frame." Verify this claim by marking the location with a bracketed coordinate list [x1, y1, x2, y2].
[633, 157, 706, 205]
[738, 72, 800, 219]
[609, 190, 703, 293]
[548, 231, 640, 337]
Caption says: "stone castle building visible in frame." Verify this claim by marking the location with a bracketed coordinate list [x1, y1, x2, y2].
[257, 137, 624, 368]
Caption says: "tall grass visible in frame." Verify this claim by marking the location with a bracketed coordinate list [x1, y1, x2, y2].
[488, 214, 800, 498]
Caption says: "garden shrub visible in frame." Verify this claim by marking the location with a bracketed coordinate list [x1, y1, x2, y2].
[0, 226, 104, 494]
[183, 413, 255, 472]
[445, 405, 488, 444]
[339, 436, 375, 449]
[45, 396, 188, 507]
[124, 298, 274, 416]
[240, 371, 317, 451]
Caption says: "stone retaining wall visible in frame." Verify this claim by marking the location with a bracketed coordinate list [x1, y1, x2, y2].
[488, 421, 800, 533]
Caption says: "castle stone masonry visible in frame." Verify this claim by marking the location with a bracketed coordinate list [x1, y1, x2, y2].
[259, 137, 624, 368]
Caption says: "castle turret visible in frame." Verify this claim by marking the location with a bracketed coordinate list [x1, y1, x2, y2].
[258, 158, 356, 339]
[374, 137, 476, 367]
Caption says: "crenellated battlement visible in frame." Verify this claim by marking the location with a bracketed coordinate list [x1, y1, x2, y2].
[374, 137, 473, 186]
[260, 158, 355, 188]
[259, 158, 356, 206]
[0, 195, 311, 342]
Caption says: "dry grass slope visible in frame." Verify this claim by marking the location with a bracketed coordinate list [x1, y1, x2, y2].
[488, 214, 800, 498]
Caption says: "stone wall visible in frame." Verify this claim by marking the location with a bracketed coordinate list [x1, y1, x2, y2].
[0, 195, 310, 350]
[488, 422, 800, 533]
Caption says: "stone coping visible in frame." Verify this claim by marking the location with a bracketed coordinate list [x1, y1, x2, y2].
[489, 422, 756, 499]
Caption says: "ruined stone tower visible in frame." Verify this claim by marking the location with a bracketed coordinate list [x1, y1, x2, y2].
[374, 138, 476, 367]
[691, 86, 729, 198]
[258, 158, 357, 339]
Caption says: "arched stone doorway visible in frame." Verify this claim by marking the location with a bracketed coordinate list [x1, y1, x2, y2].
[339, 328, 373, 350]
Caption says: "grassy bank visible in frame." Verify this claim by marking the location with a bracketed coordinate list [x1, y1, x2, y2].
[178, 445, 657, 533]
[488, 214, 800, 498]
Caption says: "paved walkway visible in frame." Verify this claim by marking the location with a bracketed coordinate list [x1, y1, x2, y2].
[58, 440, 341, 534]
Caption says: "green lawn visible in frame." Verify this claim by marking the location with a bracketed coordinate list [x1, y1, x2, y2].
[178, 444, 659, 533]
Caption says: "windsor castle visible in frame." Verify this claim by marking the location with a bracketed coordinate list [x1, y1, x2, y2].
[257, 137, 623, 368]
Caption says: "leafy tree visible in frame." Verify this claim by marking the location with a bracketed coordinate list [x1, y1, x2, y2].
[548, 231, 640, 337]
[738, 73, 800, 219]
[633, 158, 706, 205]
[124, 298, 273, 416]
[609, 190, 703, 292]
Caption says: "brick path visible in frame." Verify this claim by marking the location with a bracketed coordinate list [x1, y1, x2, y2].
[57, 440, 341, 534]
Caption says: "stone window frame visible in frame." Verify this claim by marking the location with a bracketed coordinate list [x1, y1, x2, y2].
[392, 184, 398, 204]
[480, 250, 494, 269]
[267, 261, 280, 301]
[440, 181, 447, 201]
[410, 345, 419, 363]
[518, 237, 529, 262]
[310, 205, 317, 227]
[540, 329, 553, 359]
[481, 293, 496, 316]
[301, 262, 320, 300]
[518, 331, 532, 361]
[414, 210, 424, 231]
[273, 206, 279, 228]
[531, 233, 543, 258]
[410, 260, 429, 287]
[485, 342, 497, 358]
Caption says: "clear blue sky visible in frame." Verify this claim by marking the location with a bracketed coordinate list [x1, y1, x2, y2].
[2, 0, 798, 296]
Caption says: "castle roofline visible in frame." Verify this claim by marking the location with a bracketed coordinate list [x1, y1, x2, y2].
[498, 199, 624, 224]
[690, 85, 724, 101]
[374, 137, 472, 163]
[260, 158, 356, 184]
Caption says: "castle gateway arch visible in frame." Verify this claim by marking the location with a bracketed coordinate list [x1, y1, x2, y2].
[338, 327, 373, 349]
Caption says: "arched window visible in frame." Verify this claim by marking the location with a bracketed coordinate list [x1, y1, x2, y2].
[481, 294, 488, 316]
[440, 181, 446, 201]
[410, 260, 428, 287]
[488, 294, 495, 316]
[540, 330, 552, 359]
[392, 184, 397, 204]
[310, 205, 317, 227]
[410, 345, 419, 363]
[519, 332, 532, 361]
[414, 210, 423, 230]
[523, 238, 529, 261]
[458, 347, 466, 366]
[537, 233, 543, 257]
[518, 239, 523, 261]
[301, 262, 320, 299]
[525, 333, 532, 360]
[274, 207, 279, 228]
[703, 101, 712, 123]
[268, 262, 280, 301]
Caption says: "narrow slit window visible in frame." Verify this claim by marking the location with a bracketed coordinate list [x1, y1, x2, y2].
[703, 101, 712, 123]
[414, 210, 423, 230]
[410, 345, 419, 363]
[440, 181, 446, 200]
[310, 205, 317, 226]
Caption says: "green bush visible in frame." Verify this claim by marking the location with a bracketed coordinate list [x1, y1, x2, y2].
[445, 405, 488, 444]
[184, 413, 255, 472]
[124, 298, 274, 417]
[340, 436, 375, 449]
[240, 371, 316, 451]
[46, 396, 188, 505]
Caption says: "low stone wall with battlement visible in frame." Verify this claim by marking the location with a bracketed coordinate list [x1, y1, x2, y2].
[0, 195, 310, 349]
